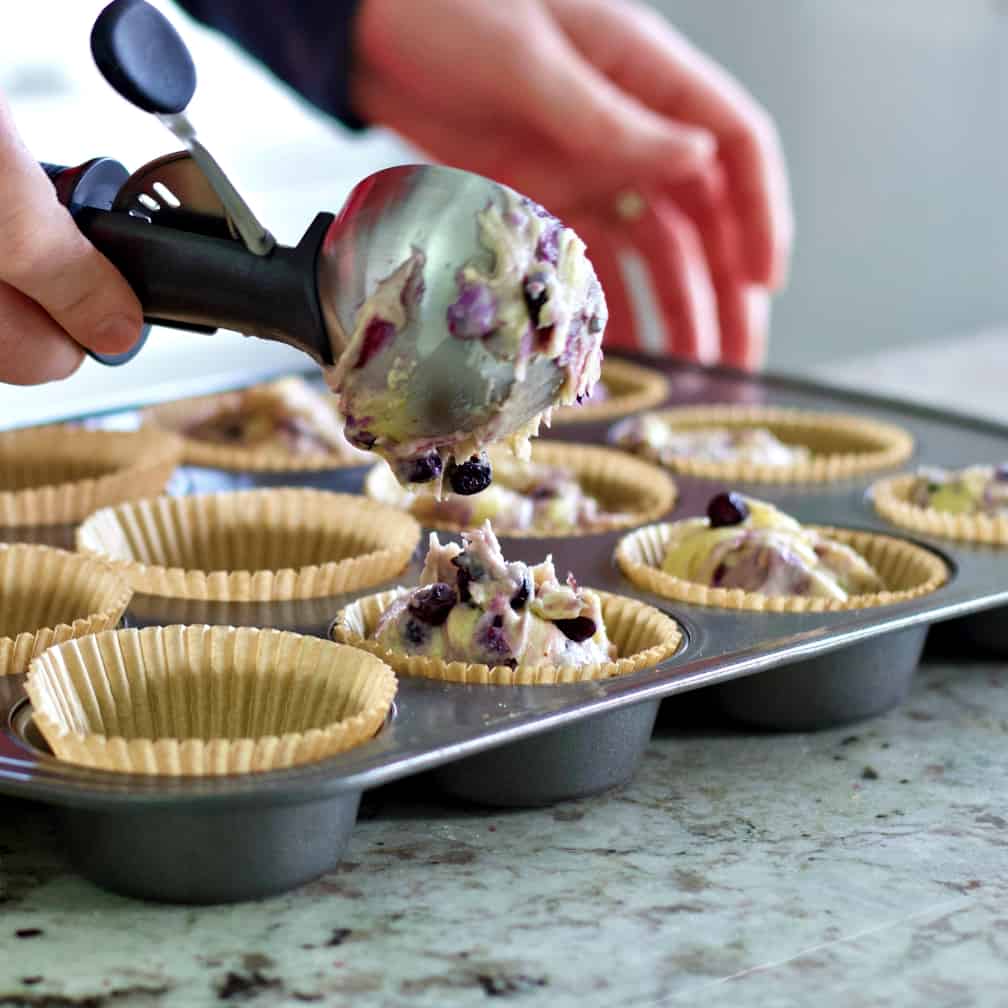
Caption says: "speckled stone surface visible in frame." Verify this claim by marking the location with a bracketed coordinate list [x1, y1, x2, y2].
[1, 652, 1006, 1007]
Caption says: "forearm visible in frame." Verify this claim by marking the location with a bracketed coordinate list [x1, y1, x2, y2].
[175, 0, 368, 128]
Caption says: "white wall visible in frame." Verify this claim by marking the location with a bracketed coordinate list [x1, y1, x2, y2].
[657, 0, 1008, 370]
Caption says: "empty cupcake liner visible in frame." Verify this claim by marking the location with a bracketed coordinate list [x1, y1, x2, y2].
[25, 625, 397, 775]
[330, 589, 682, 685]
[871, 473, 1008, 545]
[552, 358, 669, 424]
[364, 441, 677, 538]
[609, 405, 914, 483]
[0, 426, 182, 527]
[76, 488, 420, 601]
[615, 521, 948, 613]
[0, 544, 132, 677]
[143, 387, 369, 472]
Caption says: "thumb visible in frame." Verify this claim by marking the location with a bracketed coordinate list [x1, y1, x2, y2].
[0, 98, 143, 356]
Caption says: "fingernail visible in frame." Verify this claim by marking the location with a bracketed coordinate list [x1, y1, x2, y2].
[95, 315, 142, 353]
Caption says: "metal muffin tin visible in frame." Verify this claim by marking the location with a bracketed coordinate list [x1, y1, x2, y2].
[2, 356, 1007, 904]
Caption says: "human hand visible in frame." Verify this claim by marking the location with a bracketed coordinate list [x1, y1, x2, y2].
[0, 94, 142, 384]
[353, 0, 791, 368]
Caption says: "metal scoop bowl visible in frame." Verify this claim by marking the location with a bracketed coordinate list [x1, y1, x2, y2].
[44, 1, 579, 482]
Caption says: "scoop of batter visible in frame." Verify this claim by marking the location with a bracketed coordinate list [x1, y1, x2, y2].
[661, 493, 884, 600]
[177, 377, 368, 459]
[327, 192, 606, 496]
[613, 416, 808, 468]
[908, 464, 1008, 515]
[374, 521, 615, 668]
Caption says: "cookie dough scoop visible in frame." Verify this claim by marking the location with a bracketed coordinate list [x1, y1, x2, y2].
[44, 0, 606, 492]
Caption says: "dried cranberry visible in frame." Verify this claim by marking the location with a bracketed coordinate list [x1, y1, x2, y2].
[707, 492, 749, 528]
[348, 430, 376, 451]
[523, 276, 549, 329]
[408, 583, 457, 626]
[483, 624, 512, 657]
[446, 454, 492, 496]
[510, 578, 529, 610]
[554, 616, 596, 643]
[403, 451, 442, 484]
[404, 618, 427, 646]
[455, 567, 472, 603]
[356, 318, 395, 369]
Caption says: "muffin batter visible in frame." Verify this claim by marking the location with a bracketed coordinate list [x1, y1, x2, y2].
[908, 464, 1008, 515]
[662, 493, 884, 600]
[374, 522, 615, 667]
[613, 416, 808, 468]
[328, 192, 606, 494]
[178, 377, 368, 459]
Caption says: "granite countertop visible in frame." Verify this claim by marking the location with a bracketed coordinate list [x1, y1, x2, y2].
[1, 655, 1005, 1007]
[2, 335, 1007, 1007]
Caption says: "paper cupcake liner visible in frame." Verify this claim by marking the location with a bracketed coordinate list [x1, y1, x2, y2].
[615, 522, 948, 613]
[143, 388, 369, 472]
[0, 426, 182, 527]
[364, 441, 677, 538]
[0, 545, 132, 677]
[871, 473, 1008, 545]
[609, 406, 914, 483]
[76, 488, 420, 601]
[26, 625, 396, 775]
[552, 358, 669, 424]
[331, 589, 682, 685]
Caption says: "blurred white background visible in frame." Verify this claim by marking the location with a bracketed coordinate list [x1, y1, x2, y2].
[2, 1, 1005, 423]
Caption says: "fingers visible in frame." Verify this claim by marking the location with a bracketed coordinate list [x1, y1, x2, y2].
[549, 0, 793, 288]
[630, 197, 719, 363]
[510, 12, 716, 178]
[576, 198, 719, 362]
[0, 281, 85, 384]
[666, 166, 768, 369]
[573, 185, 772, 369]
[0, 96, 143, 363]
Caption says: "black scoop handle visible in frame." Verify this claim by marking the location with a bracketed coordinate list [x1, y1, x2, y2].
[43, 160, 333, 367]
[90, 0, 196, 115]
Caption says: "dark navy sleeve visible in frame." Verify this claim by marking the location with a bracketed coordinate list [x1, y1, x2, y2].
[175, 1, 368, 130]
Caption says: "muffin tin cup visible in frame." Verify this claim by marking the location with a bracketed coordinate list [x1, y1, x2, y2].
[59, 792, 362, 904]
[364, 441, 677, 538]
[25, 625, 397, 776]
[0, 426, 182, 526]
[330, 589, 682, 685]
[615, 522, 949, 613]
[432, 697, 659, 806]
[142, 387, 371, 473]
[0, 544, 133, 677]
[608, 405, 914, 483]
[871, 472, 1008, 545]
[331, 590, 681, 805]
[76, 488, 420, 601]
[714, 624, 928, 730]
